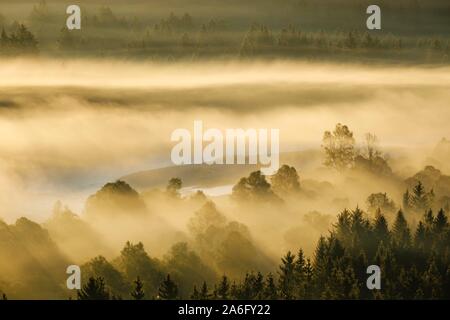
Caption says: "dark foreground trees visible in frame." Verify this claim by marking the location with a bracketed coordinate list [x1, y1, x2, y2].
[131, 277, 145, 300]
[77, 277, 110, 300]
[186, 207, 450, 300]
[81, 206, 448, 300]
[158, 274, 178, 300]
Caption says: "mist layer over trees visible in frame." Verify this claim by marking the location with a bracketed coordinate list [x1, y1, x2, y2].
[1, 121, 450, 299]
[0, 0, 449, 300]
[0, 0, 449, 62]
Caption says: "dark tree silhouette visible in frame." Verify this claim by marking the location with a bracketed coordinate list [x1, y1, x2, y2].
[131, 277, 145, 300]
[167, 177, 182, 197]
[271, 165, 300, 195]
[322, 123, 356, 170]
[278, 251, 296, 299]
[158, 274, 178, 300]
[216, 276, 230, 299]
[232, 170, 279, 202]
[77, 277, 110, 300]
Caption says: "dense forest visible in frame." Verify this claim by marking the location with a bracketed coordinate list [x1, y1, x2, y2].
[71, 206, 450, 300]
[1, 123, 449, 300]
[0, 0, 449, 62]
[0, 0, 449, 301]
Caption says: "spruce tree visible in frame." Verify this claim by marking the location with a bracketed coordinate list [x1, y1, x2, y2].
[0, 28, 9, 50]
[229, 281, 239, 300]
[217, 276, 230, 300]
[14, 24, 38, 52]
[443, 267, 450, 299]
[422, 257, 442, 298]
[402, 189, 411, 211]
[424, 209, 435, 228]
[373, 210, 390, 245]
[240, 273, 255, 299]
[398, 266, 420, 299]
[412, 181, 429, 212]
[253, 272, 264, 299]
[313, 236, 330, 295]
[414, 221, 426, 250]
[375, 242, 397, 298]
[263, 273, 278, 299]
[131, 277, 145, 300]
[278, 251, 296, 299]
[434, 209, 448, 234]
[199, 281, 209, 300]
[392, 210, 411, 248]
[294, 249, 307, 298]
[158, 274, 178, 300]
[190, 285, 200, 300]
[303, 258, 314, 299]
[77, 277, 110, 300]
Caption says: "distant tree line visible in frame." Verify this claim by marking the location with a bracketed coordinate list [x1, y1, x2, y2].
[45, 7, 450, 60]
[1, 3, 448, 61]
[0, 24, 38, 55]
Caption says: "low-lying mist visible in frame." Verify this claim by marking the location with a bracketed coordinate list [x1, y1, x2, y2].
[0, 57, 450, 298]
[0, 58, 449, 219]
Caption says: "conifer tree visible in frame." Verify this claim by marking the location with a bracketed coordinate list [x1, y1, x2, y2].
[229, 281, 239, 300]
[263, 273, 278, 299]
[278, 251, 296, 299]
[403, 189, 411, 211]
[373, 210, 390, 245]
[414, 221, 426, 250]
[434, 209, 448, 234]
[77, 277, 110, 300]
[375, 242, 397, 298]
[158, 274, 178, 300]
[0, 28, 9, 49]
[412, 181, 429, 212]
[443, 267, 450, 299]
[131, 277, 145, 300]
[253, 272, 264, 299]
[239, 273, 255, 299]
[217, 276, 230, 300]
[398, 266, 420, 299]
[303, 258, 314, 299]
[190, 285, 200, 300]
[199, 281, 209, 300]
[392, 210, 411, 248]
[422, 257, 442, 298]
[14, 24, 38, 52]
[294, 249, 307, 298]
[313, 236, 330, 295]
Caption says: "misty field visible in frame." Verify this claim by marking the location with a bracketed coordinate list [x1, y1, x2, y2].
[1, 0, 450, 300]
[0, 59, 449, 299]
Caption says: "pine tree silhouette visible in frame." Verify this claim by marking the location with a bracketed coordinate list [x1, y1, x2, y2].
[77, 277, 110, 300]
[217, 276, 230, 299]
[131, 277, 145, 300]
[158, 274, 178, 300]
